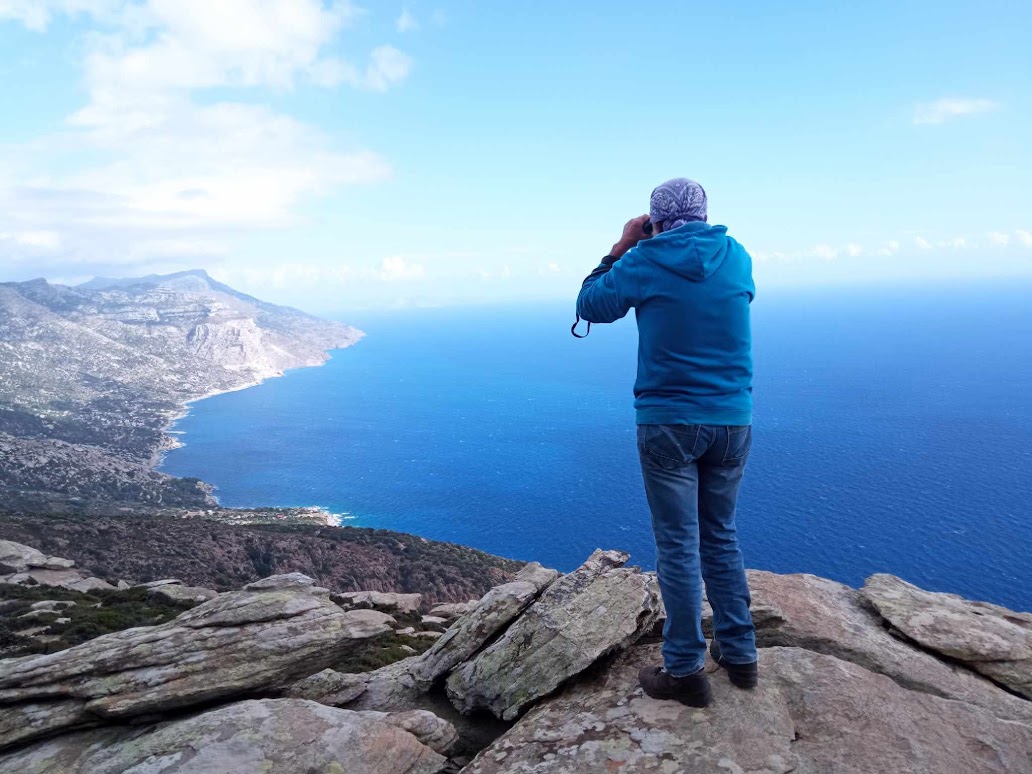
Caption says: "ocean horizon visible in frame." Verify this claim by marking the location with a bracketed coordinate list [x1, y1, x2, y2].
[161, 280, 1032, 611]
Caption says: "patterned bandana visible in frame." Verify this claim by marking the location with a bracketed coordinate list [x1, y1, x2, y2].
[649, 178, 708, 232]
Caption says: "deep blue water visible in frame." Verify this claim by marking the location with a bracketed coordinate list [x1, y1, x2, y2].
[161, 283, 1032, 610]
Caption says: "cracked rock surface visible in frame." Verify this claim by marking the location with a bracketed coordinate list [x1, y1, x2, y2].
[0, 698, 448, 774]
[466, 644, 1032, 773]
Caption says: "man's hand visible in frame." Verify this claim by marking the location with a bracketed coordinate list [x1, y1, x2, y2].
[610, 214, 651, 259]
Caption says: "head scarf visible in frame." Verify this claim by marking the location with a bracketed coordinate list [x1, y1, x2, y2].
[649, 178, 708, 232]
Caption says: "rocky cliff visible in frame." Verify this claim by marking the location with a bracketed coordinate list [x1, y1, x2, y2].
[0, 540, 1028, 773]
[0, 269, 361, 512]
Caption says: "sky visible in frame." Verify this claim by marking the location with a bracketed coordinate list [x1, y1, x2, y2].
[0, 0, 1030, 312]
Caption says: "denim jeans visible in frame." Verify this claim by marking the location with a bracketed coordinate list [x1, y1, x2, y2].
[637, 424, 757, 676]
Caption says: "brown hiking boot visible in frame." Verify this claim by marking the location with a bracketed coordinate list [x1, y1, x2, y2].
[709, 640, 759, 689]
[638, 664, 712, 707]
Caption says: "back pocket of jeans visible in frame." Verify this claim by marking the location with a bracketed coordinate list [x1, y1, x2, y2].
[639, 424, 701, 469]
[723, 425, 752, 464]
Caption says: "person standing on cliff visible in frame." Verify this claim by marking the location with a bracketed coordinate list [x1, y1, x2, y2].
[575, 178, 758, 707]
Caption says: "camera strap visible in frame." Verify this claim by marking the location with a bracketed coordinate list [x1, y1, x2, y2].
[571, 315, 591, 338]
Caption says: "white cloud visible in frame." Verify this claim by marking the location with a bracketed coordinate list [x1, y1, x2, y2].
[1017, 230, 1032, 248]
[873, 240, 900, 256]
[845, 243, 863, 257]
[940, 236, 969, 249]
[914, 236, 932, 250]
[4, 230, 63, 249]
[396, 9, 419, 33]
[988, 231, 1011, 246]
[0, 0, 407, 271]
[810, 244, 838, 260]
[913, 97, 998, 125]
[379, 256, 425, 281]
[338, 45, 412, 92]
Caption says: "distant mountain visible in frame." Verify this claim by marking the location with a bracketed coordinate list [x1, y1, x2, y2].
[0, 270, 362, 512]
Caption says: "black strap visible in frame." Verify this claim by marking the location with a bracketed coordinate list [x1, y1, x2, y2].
[571, 315, 591, 338]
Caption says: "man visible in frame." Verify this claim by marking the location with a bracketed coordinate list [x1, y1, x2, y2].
[576, 178, 757, 707]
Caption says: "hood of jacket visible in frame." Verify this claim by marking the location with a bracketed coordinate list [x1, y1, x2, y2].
[635, 221, 730, 281]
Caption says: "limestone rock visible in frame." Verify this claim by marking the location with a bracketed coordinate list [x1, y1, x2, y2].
[147, 584, 218, 604]
[429, 601, 477, 620]
[0, 540, 47, 573]
[341, 657, 427, 713]
[446, 550, 660, 721]
[0, 699, 448, 774]
[335, 590, 423, 614]
[285, 668, 368, 705]
[417, 631, 444, 640]
[0, 575, 392, 749]
[863, 573, 1032, 699]
[413, 562, 560, 686]
[23, 568, 86, 588]
[467, 644, 1032, 773]
[730, 571, 1032, 725]
[422, 615, 449, 626]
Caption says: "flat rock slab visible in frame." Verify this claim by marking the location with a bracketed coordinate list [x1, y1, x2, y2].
[413, 562, 560, 687]
[863, 573, 1032, 699]
[740, 570, 1032, 725]
[0, 574, 392, 749]
[147, 584, 219, 604]
[0, 698, 447, 774]
[447, 550, 661, 721]
[467, 644, 1032, 774]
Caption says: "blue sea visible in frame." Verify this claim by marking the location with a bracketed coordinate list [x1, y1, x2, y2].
[161, 282, 1032, 611]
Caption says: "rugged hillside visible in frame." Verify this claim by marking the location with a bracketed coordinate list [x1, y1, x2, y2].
[0, 511, 522, 603]
[0, 270, 361, 511]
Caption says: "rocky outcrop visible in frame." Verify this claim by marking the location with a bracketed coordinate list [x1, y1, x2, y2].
[729, 570, 1032, 725]
[414, 562, 560, 687]
[0, 573, 391, 749]
[0, 699, 448, 774]
[336, 590, 423, 614]
[1, 550, 1029, 772]
[147, 583, 218, 604]
[863, 573, 1032, 700]
[446, 550, 661, 720]
[466, 644, 1032, 773]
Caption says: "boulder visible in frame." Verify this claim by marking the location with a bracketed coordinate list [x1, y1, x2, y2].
[0, 540, 47, 573]
[138, 578, 183, 588]
[421, 615, 450, 626]
[285, 668, 368, 705]
[355, 709, 460, 756]
[29, 601, 76, 612]
[0, 574, 393, 749]
[466, 644, 1032, 773]
[335, 590, 423, 614]
[412, 561, 560, 687]
[429, 601, 477, 620]
[863, 573, 1032, 700]
[64, 578, 116, 594]
[0, 699, 448, 774]
[147, 584, 218, 604]
[446, 550, 661, 720]
[42, 558, 75, 570]
[23, 568, 86, 588]
[244, 572, 315, 591]
[417, 631, 444, 640]
[726, 570, 1032, 725]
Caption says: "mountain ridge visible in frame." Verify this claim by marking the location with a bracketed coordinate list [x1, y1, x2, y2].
[0, 269, 362, 515]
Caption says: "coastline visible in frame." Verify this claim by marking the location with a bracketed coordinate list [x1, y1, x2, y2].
[149, 332, 365, 525]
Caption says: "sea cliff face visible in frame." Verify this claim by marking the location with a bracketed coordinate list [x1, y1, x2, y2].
[0, 269, 361, 512]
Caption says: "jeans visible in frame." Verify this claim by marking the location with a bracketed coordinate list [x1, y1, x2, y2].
[637, 424, 756, 676]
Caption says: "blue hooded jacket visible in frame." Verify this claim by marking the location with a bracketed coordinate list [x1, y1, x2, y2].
[576, 221, 755, 426]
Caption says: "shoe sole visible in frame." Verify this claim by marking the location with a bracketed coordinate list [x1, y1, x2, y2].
[642, 687, 713, 707]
